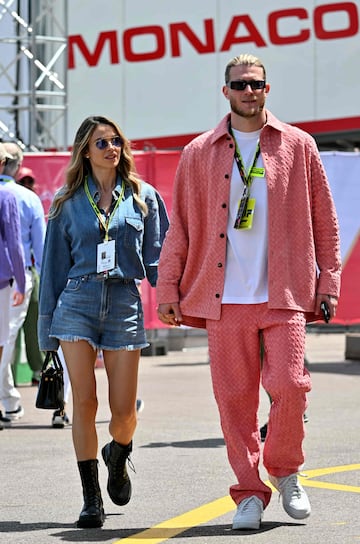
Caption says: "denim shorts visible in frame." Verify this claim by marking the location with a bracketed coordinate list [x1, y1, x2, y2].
[50, 275, 149, 351]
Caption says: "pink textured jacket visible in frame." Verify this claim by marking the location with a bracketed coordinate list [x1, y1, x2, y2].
[156, 111, 341, 328]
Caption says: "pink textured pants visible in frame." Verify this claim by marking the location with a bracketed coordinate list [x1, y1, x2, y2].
[206, 304, 311, 508]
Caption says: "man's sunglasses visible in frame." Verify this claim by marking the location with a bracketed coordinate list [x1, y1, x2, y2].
[94, 136, 123, 150]
[228, 80, 266, 91]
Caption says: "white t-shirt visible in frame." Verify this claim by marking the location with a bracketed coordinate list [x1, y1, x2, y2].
[222, 128, 268, 304]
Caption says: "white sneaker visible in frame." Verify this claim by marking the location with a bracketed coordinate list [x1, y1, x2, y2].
[269, 473, 311, 519]
[232, 496, 264, 530]
[52, 409, 70, 429]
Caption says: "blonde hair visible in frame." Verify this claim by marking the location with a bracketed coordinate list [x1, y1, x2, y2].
[3, 142, 23, 178]
[50, 115, 147, 217]
[224, 54, 266, 84]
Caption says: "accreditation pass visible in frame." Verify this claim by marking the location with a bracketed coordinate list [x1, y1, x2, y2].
[97, 239, 115, 273]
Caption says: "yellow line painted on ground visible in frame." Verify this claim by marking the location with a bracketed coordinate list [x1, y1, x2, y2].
[298, 463, 360, 494]
[114, 464, 360, 543]
[300, 463, 360, 478]
[300, 479, 360, 493]
[115, 495, 234, 543]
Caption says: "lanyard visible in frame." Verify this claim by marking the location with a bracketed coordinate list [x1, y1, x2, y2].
[84, 177, 125, 241]
[230, 128, 261, 229]
[230, 128, 261, 189]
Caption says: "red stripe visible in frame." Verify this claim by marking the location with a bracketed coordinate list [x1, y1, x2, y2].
[131, 133, 200, 150]
[294, 116, 360, 134]
[131, 116, 360, 150]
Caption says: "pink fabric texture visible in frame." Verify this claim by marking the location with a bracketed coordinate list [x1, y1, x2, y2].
[156, 111, 341, 327]
[156, 109, 341, 509]
[207, 304, 310, 507]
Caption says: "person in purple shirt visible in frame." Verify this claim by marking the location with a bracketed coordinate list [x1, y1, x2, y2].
[0, 144, 26, 429]
[0, 142, 46, 423]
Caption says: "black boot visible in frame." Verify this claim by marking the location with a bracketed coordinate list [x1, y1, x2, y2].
[77, 459, 105, 528]
[101, 440, 133, 506]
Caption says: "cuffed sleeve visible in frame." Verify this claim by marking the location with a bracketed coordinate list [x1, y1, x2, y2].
[38, 211, 72, 351]
[142, 184, 169, 287]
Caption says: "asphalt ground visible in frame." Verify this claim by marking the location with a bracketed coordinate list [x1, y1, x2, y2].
[1, 331, 359, 544]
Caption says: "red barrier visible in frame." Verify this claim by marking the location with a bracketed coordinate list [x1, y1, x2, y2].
[332, 232, 360, 325]
[133, 151, 180, 328]
[23, 152, 71, 215]
[22, 150, 179, 217]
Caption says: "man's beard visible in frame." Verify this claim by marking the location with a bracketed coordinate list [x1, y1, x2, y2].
[230, 97, 265, 118]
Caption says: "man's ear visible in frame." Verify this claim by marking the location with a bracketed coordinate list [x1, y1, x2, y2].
[222, 84, 230, 101]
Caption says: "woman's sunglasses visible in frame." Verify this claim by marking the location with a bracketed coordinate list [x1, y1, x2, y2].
[94, 136, 123, 150]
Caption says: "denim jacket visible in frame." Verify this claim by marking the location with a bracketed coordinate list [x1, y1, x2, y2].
[38, 175, 169, 350]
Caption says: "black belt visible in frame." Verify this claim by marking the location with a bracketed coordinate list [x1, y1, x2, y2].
[78, 273, 134, 283]
[26, 266, 33, 271]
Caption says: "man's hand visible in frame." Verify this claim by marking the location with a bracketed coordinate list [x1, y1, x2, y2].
[157, 303, 182, 326]
[316, 294, 338, 321]
[12, 291, 25, 307]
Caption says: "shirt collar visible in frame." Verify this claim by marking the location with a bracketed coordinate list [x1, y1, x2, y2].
[86, 174, 123, 204]
[113, 180, 124, 200]
[0, 175, 15, 183]
[210, 110, 285, 144]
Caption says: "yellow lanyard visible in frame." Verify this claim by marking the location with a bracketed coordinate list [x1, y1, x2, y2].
[230, 128, 261, 189]
[84, 177, 125, 241]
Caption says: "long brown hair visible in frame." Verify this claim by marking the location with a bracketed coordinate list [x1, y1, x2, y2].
[49, 115, 147, 217]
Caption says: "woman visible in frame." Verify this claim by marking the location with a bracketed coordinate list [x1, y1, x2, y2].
[38, 115, 169, 528]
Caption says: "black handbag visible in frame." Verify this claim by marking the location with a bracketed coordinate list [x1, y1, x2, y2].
[35, 351, 64, 411]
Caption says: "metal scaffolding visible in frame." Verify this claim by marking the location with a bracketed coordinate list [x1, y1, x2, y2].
[0, 0, 68, 151]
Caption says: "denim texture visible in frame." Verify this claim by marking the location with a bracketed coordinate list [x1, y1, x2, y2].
[50, 276, 148, 351]
[38, 176, 169, 351]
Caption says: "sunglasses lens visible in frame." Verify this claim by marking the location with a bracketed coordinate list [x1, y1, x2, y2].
[230, 80, 265, 91]
[252, 80, 266, 89]
[112, 136, 122, 147]
[95, 136, 122, 150]
[230, 81, 245, 90]
[95, 139, 108, 150]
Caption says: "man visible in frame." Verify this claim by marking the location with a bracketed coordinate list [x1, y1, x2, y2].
[16, 166, 36, 191]
[13, 166, 44, 386]
[156, 54, 341, 530]
[0, 144, 26, 429]
[0, 142, 46, 422]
